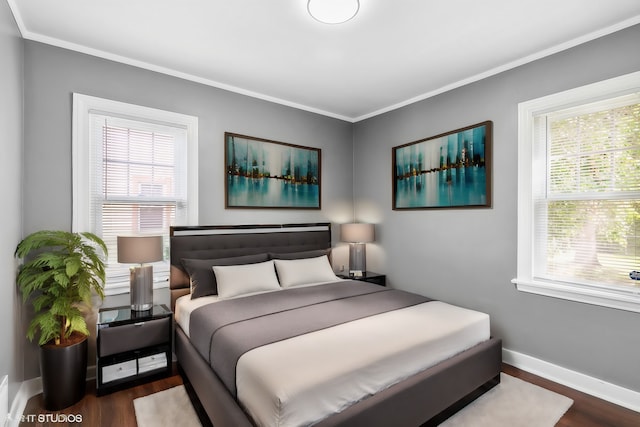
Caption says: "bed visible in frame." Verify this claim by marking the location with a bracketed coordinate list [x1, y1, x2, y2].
[170, 223, 502, 427]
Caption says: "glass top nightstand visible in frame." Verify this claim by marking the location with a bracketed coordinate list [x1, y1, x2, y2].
[96, 304, 172, 395]
[98, 304, 171, 326]
[337, 271, 386, 286]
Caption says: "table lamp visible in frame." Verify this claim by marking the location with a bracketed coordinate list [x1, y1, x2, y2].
[341, 223, 375, 276]
[117, 235, 163, 311]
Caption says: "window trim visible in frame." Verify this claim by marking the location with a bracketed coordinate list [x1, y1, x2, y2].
[513, 71, 640, 313]
[72, 93, 199, 293]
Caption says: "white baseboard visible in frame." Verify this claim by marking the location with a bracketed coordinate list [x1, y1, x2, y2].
[503, 348, 640, 412]
[1, 375, 8, 427]
[87, 364, 96, 382]
[7, 377, 41, 427]
[5, 365, 96, 427]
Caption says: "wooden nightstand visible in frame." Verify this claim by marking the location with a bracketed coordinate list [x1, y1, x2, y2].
[338, 271, 386, 287]
[96, 304, 172, 396]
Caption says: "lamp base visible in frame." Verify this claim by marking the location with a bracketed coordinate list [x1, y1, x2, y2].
[349, 243, 366, 276]
[130, 265, 153, 311]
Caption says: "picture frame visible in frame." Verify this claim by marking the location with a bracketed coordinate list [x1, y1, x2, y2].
[392, 121, 492, 210]
[225, 132, 321, 209]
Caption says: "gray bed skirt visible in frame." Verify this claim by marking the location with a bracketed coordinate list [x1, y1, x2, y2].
[175, 325, 502, 427]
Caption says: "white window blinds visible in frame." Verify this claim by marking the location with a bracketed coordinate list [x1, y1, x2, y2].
[91, 115, 187, 287]
[73, 94, 198, 293]
[514, 72, 640, 312]
[533, 95, 640, 288]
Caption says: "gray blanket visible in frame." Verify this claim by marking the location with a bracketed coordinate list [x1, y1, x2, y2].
[189, 280, 431, 396]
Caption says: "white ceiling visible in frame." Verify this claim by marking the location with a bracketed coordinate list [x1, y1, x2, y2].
[8, 0, 640, 122]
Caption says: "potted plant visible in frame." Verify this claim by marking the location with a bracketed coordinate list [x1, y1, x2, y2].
[15, 230, 107, 410]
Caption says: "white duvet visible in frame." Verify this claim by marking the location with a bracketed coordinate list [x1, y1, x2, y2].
[175, 292, 490, 427]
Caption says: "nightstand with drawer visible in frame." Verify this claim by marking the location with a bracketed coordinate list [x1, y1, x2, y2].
[96, 304, 172, 395]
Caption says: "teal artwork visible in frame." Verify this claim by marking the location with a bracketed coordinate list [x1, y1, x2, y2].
[225, 133, 321, 209]
[393, 121, 492, 209]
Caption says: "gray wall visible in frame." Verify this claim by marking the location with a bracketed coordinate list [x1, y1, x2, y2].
[15, 12, 640, 396]
[353, 24, 640, 392]
[0, 0, 24, 403]
[22, 41, 355, 379]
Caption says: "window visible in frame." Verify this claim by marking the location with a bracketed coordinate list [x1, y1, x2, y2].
[514, 72, 640, 312]
[73, 94, 198, 294]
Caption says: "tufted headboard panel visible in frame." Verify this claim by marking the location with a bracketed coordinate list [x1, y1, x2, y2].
[169, 223, 332, 309]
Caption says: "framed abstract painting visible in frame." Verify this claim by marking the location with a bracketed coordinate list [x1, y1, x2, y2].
[392, 121, 492, 210]
[225, 132, 321, 209]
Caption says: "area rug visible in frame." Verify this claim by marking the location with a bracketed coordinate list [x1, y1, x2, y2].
[133, 385, 202, 427]
[439, 373, 573, 426]
[134, 374, 573, 427]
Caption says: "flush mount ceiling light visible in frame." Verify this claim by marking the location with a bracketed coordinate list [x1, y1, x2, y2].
[307, 0, 360, 24]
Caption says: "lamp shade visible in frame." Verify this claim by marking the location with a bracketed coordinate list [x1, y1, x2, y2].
[341, 223, 374, 243]
[117, 236, 163, 264]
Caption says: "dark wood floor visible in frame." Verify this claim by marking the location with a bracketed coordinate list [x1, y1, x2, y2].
[20, 363, 640, 426]
[501, 364, 640, 427]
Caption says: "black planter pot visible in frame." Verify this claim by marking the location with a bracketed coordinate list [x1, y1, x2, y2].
[40, 336, 88, 410]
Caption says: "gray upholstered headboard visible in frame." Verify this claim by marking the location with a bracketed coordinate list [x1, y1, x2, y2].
[169, 223, 332, 309]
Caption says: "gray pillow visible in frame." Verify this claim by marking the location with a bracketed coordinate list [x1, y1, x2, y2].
[182, 253, 270, 299]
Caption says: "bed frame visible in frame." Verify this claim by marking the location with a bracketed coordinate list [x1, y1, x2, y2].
[170, 223, 502, 427]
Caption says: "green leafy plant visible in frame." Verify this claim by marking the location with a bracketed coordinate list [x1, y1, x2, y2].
[15, 230, 107, 346]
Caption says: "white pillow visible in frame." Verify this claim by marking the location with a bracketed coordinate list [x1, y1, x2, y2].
[213, 260, 280, 299]
[273, 255, 340, 288]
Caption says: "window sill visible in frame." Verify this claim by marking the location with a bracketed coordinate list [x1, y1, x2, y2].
[511, 278, 640, 313]
[104, 280, 169, 296]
